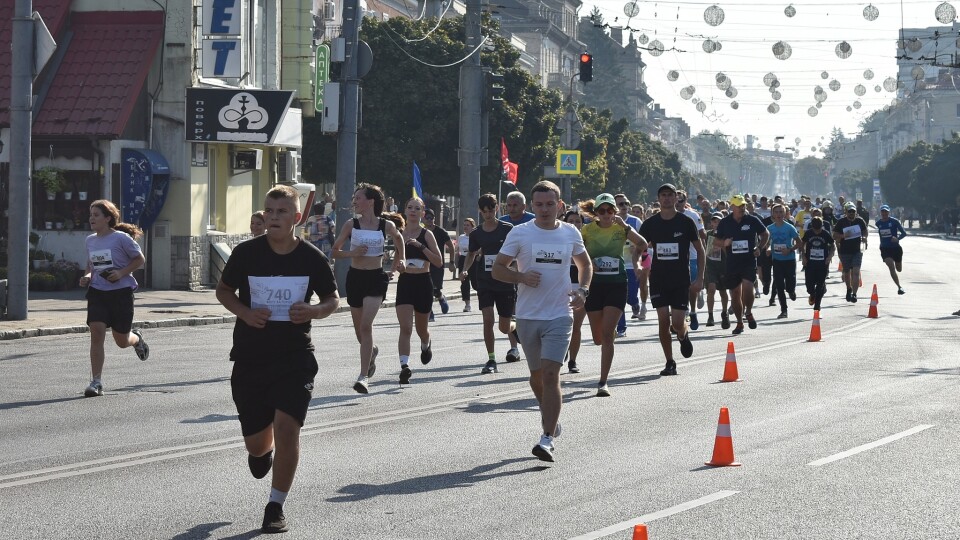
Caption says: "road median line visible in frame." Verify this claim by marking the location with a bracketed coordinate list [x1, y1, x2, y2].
[567, 490, 740, 539]
[807, 424, 934, 466]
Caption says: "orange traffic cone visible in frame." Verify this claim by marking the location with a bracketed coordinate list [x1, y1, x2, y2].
[837, 261, 843, 272]
[706, 407, 742, 467]
[720, 341, 742, 382]
[867, 284, 879, 318]
[632, 524, 649, 540]
[808, 310, 822, 342]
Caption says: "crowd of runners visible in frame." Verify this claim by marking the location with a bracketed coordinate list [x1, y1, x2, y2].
[76, 181, 913, 533]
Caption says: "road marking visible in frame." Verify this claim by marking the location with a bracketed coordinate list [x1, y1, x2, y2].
[807, 424, 934, 467]
[0, 318, 881, 489]
[567, 490, 740, 540]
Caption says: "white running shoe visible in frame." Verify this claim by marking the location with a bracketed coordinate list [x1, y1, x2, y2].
[463, 303, 472, 312]
[84, 380, 103, 397]
[532, 434, 555, 462]
[639, 305, 647, 320]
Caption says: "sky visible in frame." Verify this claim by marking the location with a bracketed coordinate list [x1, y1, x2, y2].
[584, 0, 957, 156]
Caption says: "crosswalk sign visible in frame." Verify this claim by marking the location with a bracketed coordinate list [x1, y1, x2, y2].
[556, 150, 581, 175]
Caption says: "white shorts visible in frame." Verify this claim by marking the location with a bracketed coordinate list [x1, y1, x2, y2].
[516, 316, 573, 370]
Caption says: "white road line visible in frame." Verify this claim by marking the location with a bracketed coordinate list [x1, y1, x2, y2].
[808, 424, 935, 467]
[567, 490, 740, 540]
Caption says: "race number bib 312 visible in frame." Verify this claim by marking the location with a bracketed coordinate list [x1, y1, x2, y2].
[249, 276, 310, 322]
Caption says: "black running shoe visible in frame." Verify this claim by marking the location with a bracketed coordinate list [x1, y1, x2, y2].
[679, 333, 693, 359]
[898, 288, 905, 295]
[845, 290, 853, 302]
[481, 359, 498, 374]
[367, 345, 378, 377]
[706, 315, 715, 327]
[132, 329, 149, 361]
[850, 294, 858, 303]
[261, 501, 288, 534]
[420, 342, 433, 365]
[505, 347, 521, 363]
[746, 312, 757, 329]
[248, 450, 273, 479]
[399, 365, 412, 384]
[732, 323, 744, 335]
[789, 291, 797, 301]
[720, 312, 731, 330]
[567, 360, 580, 374]
[659, 359, 678, 376]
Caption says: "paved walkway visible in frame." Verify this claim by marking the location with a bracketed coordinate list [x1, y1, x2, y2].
[1, 275, 467, 340]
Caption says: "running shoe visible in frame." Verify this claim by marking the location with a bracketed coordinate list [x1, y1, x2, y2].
[248, 450, 273, 479]
[420, 342, 433, 365]
[789, 291, 797, 301]
[898, 288, 905, 295]
[755, 290, 762, 299]
[463, 303, 472, 312]
[353, 376, 369, 394]
[615, 330, 627, 338]
[777, 310, 788, 319]
[429, 311, 435, 322]
[850, 294, 858, 303]
[261, 502, 288, 534]
[845, 290, 853, 302]
[439, 296, 450, 314]
[706, 315, 715, 327]
[83, 380, 103, 397]
[763, 284, 770, 295]
[631, 306, 641, 319]
[689, 313, 699, 331]
[679, 332, 693, 358]
[481, 359, 498, 374]
[639, 305, 647, 320]
[505, 347, 521, 363]
[697, 291, 705, 309]
[808, 295, 815, 306]
[596, 383, 611, 397]
[132, 329, 149, 361]
[720, 312, 731, 330]
[367, 345, 378, 377]
[567, 360, 580, 374]
[659, 359, 678, 376]
[532, 434, 555, 462]
[400, 365, 413, 384]
[746, 312, 757, 329]
[732, 323, 744, 335]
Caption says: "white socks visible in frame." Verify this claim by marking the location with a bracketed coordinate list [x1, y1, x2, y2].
[269, 487, 288, 505]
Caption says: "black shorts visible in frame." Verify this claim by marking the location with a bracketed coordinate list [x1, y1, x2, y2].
[396, 272, 434, 314]
[585, 281, 628, 312]
[477, 288, 516, 317]
[85, 287, 135, 333]
[650, 284, 689, 311]
[346, 267, 388, 308]
[231, 352, 318, 437]
[880, 245, 903, 264]
[722, 270, 755, 291]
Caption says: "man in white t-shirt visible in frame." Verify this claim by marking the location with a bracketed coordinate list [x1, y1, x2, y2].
[493, 181, 593, 463]
[676, 190, 707, 330]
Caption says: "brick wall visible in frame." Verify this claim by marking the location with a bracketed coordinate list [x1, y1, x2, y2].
[172, 233, 253, 290]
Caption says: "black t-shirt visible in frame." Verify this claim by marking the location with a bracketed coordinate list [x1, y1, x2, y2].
[832, 216, 867, 254]
[467, 220, 514, 292]
[716, 213, 767, 271]
[430, 226, 451, 261]
[637, 212, 699, 289]
[802, 229, 834, 268]
[220, 235, 337, 363]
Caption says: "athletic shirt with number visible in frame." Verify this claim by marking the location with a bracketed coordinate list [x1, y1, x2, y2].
[85, 230, 142, 291]
[499, 221, 585, 320]
[802, 229, 834, 269]
[832, 216, 867, 255]
[875, 218, 905, 248]
[637, 212, 699, 289]
[467, 220, 514, 292]
[350, 217, 386, 256]
[767, 222, 800, 261]
[581, 221, 628, 283]
[220, 235, 337, 364]
[402, 228, 434, 270]
[716, 213, 767, 271]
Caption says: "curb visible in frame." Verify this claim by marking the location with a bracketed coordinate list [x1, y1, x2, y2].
[0, 293, 464, 341]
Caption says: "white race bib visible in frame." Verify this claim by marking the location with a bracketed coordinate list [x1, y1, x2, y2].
[731, 239, 750, 254]
[879, 228, 891, 238]
[593, 256, 619, 275]
[810, 248, 825, 261]
[656, 242, 680, 261]
[532, 243, 568, 267]
[351, 229, 384, 256]
[249, 276, 310, 322]
[458, 237, 469, 255]
[707, 245, 723, 261]
[484, 255, 496, 272]
[406, 258, 426, 269]
[773, 243, 787, 253]
[90, 249, 113, 269]
[842, 225, 862, 240]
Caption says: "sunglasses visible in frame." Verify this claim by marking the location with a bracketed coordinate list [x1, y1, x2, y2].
[617, 202, 630, 207]
[595, 206, 617, 215]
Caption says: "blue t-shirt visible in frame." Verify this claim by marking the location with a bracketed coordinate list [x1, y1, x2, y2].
[86, 230, 142, 291]
[767, 222, 800, 261]
[499, 212, 535, 225]
[875, 218, 906, 248]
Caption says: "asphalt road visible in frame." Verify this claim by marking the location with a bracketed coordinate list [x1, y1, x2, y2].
[1, 236, 958, 539]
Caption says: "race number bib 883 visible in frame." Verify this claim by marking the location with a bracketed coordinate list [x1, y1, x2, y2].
[656, 243, 679, 261]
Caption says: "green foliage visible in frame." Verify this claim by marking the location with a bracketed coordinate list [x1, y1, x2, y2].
[878, 141, 933, 209]
[832, 168, 873, 202]
[910, 134, 960, 209]
[793, 156, 829, 195]
[33, 167, 66, 193]
[28, 272, 57, 291]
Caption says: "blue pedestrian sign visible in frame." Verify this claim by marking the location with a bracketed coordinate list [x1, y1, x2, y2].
[556, 150, 581, 175]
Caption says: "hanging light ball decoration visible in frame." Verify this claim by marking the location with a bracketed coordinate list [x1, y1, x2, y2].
[692, 97, 700, 105]
[649, 40, 664, 56]
[835, 41, 853, 59]
[773, 41, 793, 60]
[704, 4, 725, 26]
[716, 73, 732, 90]
[814, 88, 828, 103]
[725, 87, 738, 98]
[784, 4, 796, 17]
[772, 90, 782, 100]
[731, 101, 739, 110]
[904, 37, 923, 52]
[795, 137, 801, 144]
[854, 84, 866, 96]
[864, 69, 875, 80]
[829, 79, 841, 91]
[696, 102, 707, 113]
[808, 107, 818, 117]
[936, 2, 957, 23]
[862, 4, 879, 21]
[846, 106, 853, 112]
[638, 33, 649, 44]
[883, 77, 898, 91]
[624, 2, 640, 17]
[775, 143, 780, 150]
[821, 71, 829, 79]
[875, 85, 882, 92]
[714, 41, 723, 52]
[911, 66, 925, 80]
[763, 72, 778, 87]
[703, 39, 720, 53]
[816, 102, 823, 109]
[667, 70, 680, 81]
[680, 86, 696, 100]
[853, 100, 862, 109]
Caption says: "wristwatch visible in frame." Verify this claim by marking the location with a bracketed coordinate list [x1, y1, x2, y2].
[576, 286, 590, 297]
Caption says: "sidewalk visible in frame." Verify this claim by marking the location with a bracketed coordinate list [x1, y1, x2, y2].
[1, 275, 467, 340]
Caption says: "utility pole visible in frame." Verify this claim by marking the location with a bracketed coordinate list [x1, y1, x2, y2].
[8, 0, 34, 320]
[457, 0, 482, 225]
[333, 0, 362, 294]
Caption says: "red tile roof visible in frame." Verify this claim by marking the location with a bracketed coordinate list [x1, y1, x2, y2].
[0, 0, 72, 128]
[32, 11, 164, 137]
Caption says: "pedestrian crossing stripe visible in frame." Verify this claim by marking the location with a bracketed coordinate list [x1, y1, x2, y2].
[556, 150, 581, 175]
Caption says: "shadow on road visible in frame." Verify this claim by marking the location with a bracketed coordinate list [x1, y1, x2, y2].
[327, 457, 541, 502]
[0, 395, 86, 411]
[170, 521, 246, 540]
[113, 377, 229, 393]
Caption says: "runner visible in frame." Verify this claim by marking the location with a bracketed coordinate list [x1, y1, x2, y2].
[493, 181, 592, 462]
[306, 203, 335, 259]
[581, 194, 648, 396]
[715, 194, 769, 335]
[79, 200, 149, 398]
[461, 194, 521, 374]
[562, 210, 586, 373]
[215, 185, 339, 534]
[637, 184, 704, 376]
[766, 204, 802, 319]
[614, 193, 643, 334]
[802, 217, 834, 310]
[875, 204, 907, 295]
[833, 202, 869, 302]
[675, 190, 707, 330]
[703, 212, 730, 328]
[250, 211, 266, 237]
[395, 198, 443, 384]
[456, 218, 477, 311]
[500, 191, 536, 225]
[331, 183, 405, 393]
[423, 208, 455, 319]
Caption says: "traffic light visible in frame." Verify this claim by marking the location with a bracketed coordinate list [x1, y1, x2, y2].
[579, 53, 593, 82]
[486, 71, 505, 104]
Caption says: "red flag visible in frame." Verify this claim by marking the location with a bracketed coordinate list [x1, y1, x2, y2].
[506, 161, 518, 184]
[501, 138, 517, 184]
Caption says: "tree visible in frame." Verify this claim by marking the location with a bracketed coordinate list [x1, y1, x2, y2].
[832, 168, 872, 203]
[793, 156, 828, 195]
[910, 134, 960, 210]
[878, 140, 932, 209]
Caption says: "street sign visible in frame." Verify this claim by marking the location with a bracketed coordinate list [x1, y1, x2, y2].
[315, 44, 330, 113]
[556, 150, 581, 175]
